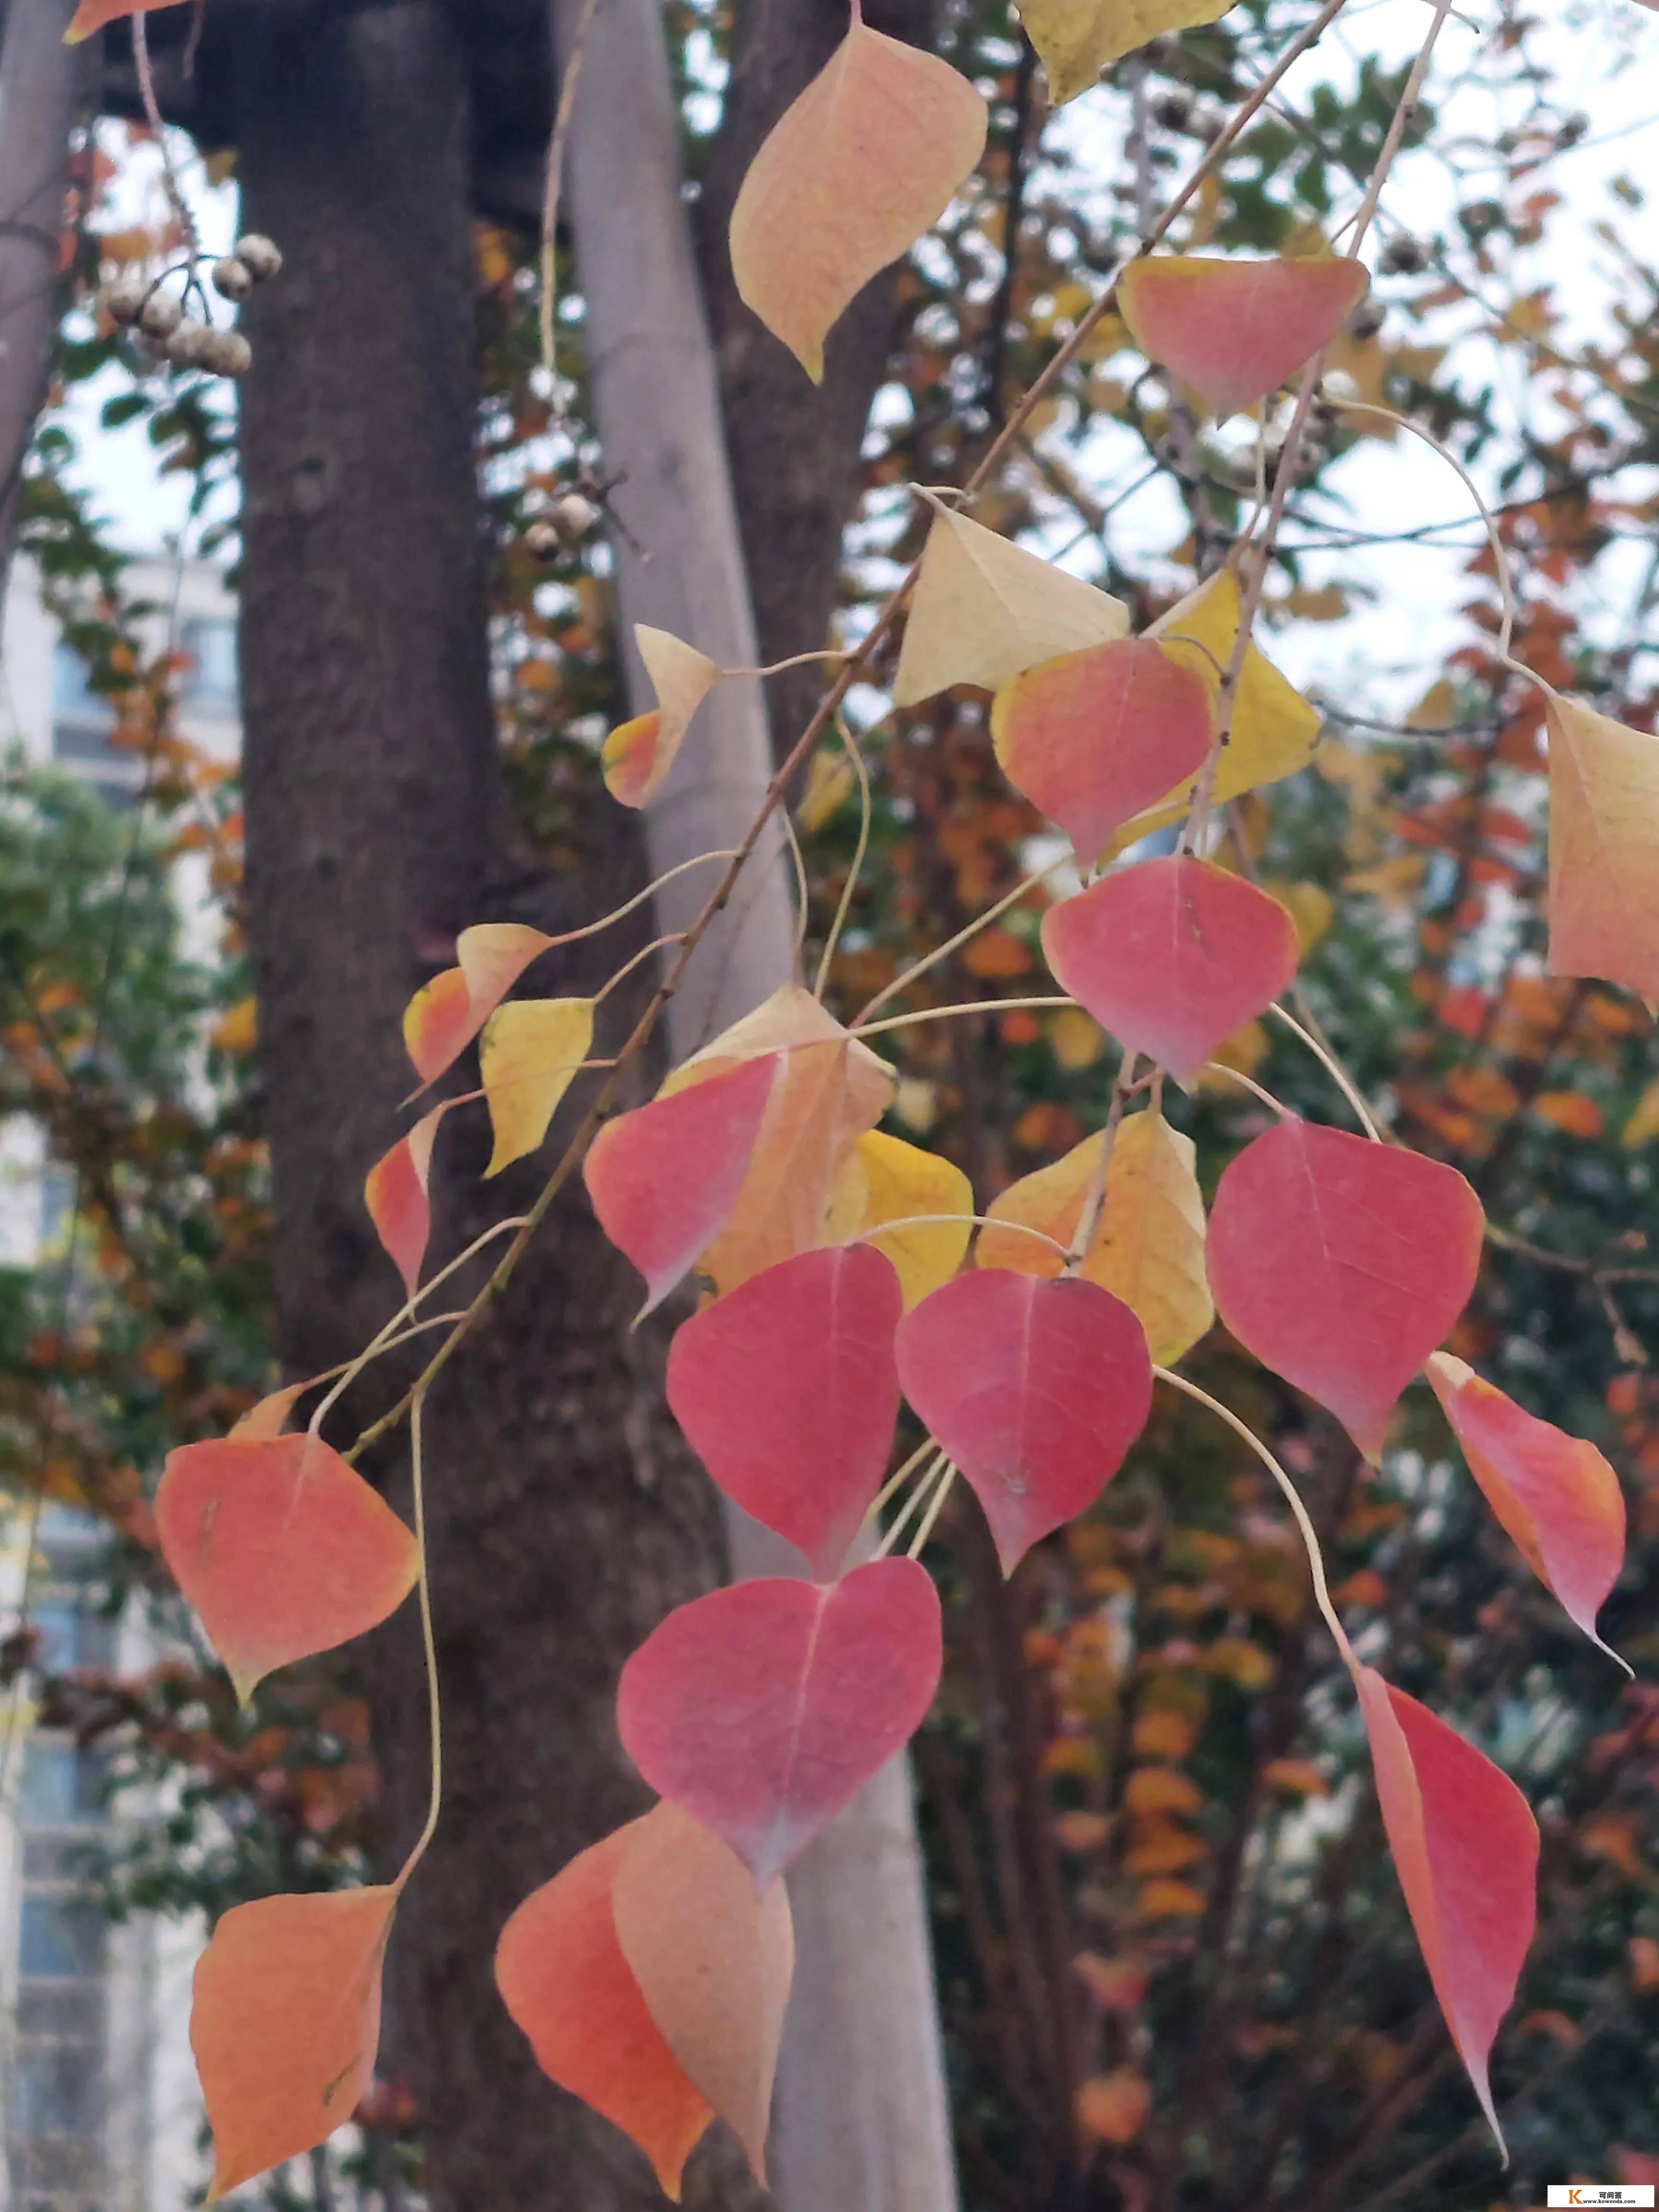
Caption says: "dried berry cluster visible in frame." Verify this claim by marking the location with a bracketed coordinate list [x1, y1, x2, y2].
[100, 232, 283, 382]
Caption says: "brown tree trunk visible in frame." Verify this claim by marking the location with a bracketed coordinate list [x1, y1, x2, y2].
[232, 4, 755, 2205]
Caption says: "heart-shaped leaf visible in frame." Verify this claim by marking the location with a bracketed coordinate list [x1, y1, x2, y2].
[1014, 0, 1234, 103]
[364, 1099, 455, 1296]
[602, 627, 722, 808]
[1042, 856, 1300, 1081]
[584, 1052, 782, 1316]
[992, 640, 1215, 866]
[730, 9, 987, 381]
[1356, 1669, 1537, 2149]
[479, 996, 595, 1176]
[1206, 1121, 1484, 1460]
[193, 1887, 398, 2200]
[1426, 1353, 1626, 1659]
[1118, 255, 1370, 419]
[402, 922, 552, 1087]
[618, 1560, 942, 1886]
[896, 1270, 1152, 1569]
[157, 1434, 418, 1703]
[666, 1244, 904, 1576]
[977, 1110, 1212, 1365]
[1545, 688, 1659, 1007]
[495, 1823, 713, 2198]
[893, 504, 1128, 706]
[611, 1803, 795, 2186]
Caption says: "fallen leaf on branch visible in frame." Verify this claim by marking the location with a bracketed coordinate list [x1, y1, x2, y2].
[730, 8, 988, 380]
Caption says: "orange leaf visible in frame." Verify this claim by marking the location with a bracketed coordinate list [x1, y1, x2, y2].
[1356, 1669, 1537, 2148]
[363, 1100, 453, 1297]
[611, 1803, 795, 2185]
[602, 628, 721, 807]
[193, 1887, 397, 2200]
[729, 8, 987, 381]
[228, 1382, 309, 1443]
[495, 1823, 713, 2198]
[66, 0, 187, 40]
[1531, 1088, 1604, 1139]
[1118, 255, 1369, 420]
[402, 922, 553, 1087]
[1427, 1353, 1626, 1660]
[1076, 2067, 1152, 2145]
[156, 1435, 418, 1703]
[1545, 690, 1659, 1008]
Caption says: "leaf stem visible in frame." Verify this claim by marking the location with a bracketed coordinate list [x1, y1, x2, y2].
[814, 716, 873, 999]
[908, 1462, 958, 1560]
[1268, 1004, 1382, 1140]
[395, 1392, 443, 1886]
[852, 993, 1076, 1040]
[874, 1451, 952, 1560]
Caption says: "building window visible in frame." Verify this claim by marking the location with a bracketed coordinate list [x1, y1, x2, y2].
[178, 617, 237, 709]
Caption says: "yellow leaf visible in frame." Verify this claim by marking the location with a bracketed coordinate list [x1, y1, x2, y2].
[1124, 1766, 1202, 1816]
[1124, 1822, 1207, 1875]
[1622, 1074, 1659, 1150]
[1137, 1876, 1205, 1917]
[602, 626, 720, 808]
[1545, 690, 1659, 1007]
[211, 996, 258, 1055]
[893, 504, 1128, 706]
[1261, 879, 1333, 954]
[1049, 1006, 1106, 1070]
[976, 1110, 1212, 1366]
[1118, 569, 1320, 841]
[796, 746, 856, 833]
[1261, 1757, 1328, 1798]
[1016, 0, 1234, 104]
[479, 997, 595, 1177]
[823, 1129, 971, 1308]
[1130, 1709, 1194, 1761]
[729, 17, 987, 382]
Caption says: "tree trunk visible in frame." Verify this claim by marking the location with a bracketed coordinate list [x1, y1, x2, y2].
[0, 0, 82, 582]
[553, 6, 958, 2208]
[232, 5, 755, 2205]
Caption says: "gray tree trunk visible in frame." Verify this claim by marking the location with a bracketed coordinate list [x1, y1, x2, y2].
[553, 4, 957, 2207]
[0, 0, 81, 582]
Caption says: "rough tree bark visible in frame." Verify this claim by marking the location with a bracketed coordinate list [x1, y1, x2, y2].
[554, 3, 956, 2205]
[231, 5, 758, 2207]
[0, 0, 82, 581]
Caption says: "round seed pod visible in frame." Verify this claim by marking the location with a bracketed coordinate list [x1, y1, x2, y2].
[234, 233, 284, 282]
[201, 328, 254, 379]
[101, 272, 150, 326]
[1379, 234, 1428, 276]
[165, 317, 214, 368]
[549, 491, 601, 541]
[139, 288, 184, 338]
[211, 255, 254, 303]
[524, 520, 563, 560]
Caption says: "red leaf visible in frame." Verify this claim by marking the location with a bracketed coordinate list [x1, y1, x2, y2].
[665, 1245, 904, 1575]
[584, 1053, 781, 1317]
[495, 1824, 713, 2198]
[363, 1101, 452, 1296]
[192, 1887, 397, 2198]
[1356, 1670, 1537, 2147]
[401, 922, 552, 1087]
[895, 1271, 1152, 1570]
[617, 1561, 942, 1886]
[991, 639, 1213, 865]
[1427, 1353, 1627, 1659]
[1206, 1121, 1483, 1460]
[610, 1804, 795, 2184]
[1117, 255, 1370, 419]
[157, 1435, 418, 1703]
[1041, 856, 1300, 1082]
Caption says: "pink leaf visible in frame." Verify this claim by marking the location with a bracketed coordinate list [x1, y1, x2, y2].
[1117, 255, 1370, 419]
[1041, 856, 1300, 1082]
[1206, 1121, 1484, 1460]
[895, 1270, 1152, 1570]
[363, 1101, 452, 1297]
[991, 639, 1214, 866]
[1426, 1353, 1627, 1660]
[1356, 1669, 1537, 2149]
[617, 1561, 942, 1886]
[584, 1054, 782, 1317]
[401, 923, 552, 1088]
[665, 1245, 903, 1576]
